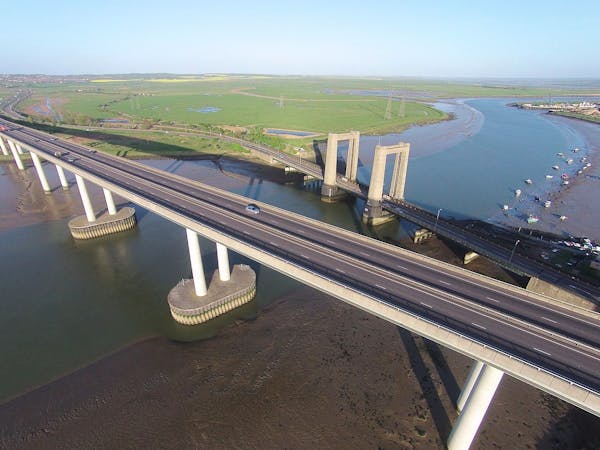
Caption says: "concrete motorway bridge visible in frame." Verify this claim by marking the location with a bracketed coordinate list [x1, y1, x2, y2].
[1, 119, 599, 450]
[196, 129, 600, 302]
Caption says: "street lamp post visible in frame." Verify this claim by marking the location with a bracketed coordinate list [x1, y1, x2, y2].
[509, 239, 520, 263]
[434, 208, 442, 233]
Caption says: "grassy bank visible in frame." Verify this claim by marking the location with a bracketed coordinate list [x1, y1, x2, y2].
[550, 111, 600, 124]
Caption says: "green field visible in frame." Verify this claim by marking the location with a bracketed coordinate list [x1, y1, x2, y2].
[9, 75, 600, 158]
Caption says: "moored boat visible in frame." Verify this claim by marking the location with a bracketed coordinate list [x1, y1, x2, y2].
[552, 165, 559, 170]
[515, 189, 522, 197]
[545, 174, 553, 179]
[525, 178, 533, 184]
[544, 200, 551, 208]
[560, 215, 568, 221]
[527, 215, 539, 224]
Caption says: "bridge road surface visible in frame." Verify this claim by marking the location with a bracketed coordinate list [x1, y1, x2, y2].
[11, 117, 600, 302]
[189, 129, 600, 302]
[3, 122, 600, 402]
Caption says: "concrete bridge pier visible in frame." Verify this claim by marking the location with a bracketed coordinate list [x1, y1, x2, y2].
[321, 132, 360, 202]
[187, 228, 208, 296]
[167, 231, 256, 325]
[75, 175, 97, 222]
[456, 360, 484, 413]
[447, 364, 504, 450]
[68, 175, 136, 239]
[0, 137, 9, 156]
[55, 165, 69, 190]
[362, 142, 410, 225]
[30, 152, 51, 194]
[216, 242, 231, 281]
[7, 140, 25, 170]
[16, 143, 24, 155]
[103, 188, 117, 215]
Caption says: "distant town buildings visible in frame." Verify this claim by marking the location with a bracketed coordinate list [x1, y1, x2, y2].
[520, 101, 600, 116]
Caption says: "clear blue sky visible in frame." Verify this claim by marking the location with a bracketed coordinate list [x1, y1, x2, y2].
[3, 0, 598, 77]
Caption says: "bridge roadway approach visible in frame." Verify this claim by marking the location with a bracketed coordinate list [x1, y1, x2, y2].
[189, 131, 600, 301]
[2, 121, 600, 444]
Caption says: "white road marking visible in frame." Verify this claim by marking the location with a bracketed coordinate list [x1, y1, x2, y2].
[301, 254, 309, 259]
[327, 240, 336, 245]
[270, 241, 279, 247]
[420, 302, 433, 309]
[533, 347, 552, 356]
[541, 316, 558, 324]
[397, 265, 408, 270]
[375, 284, 387, 291]
[438, 280, 451, 286]
[335, 268, 346, 274]
[360, 251, 370, 257]
[471, 322, 487, 330]
[486, 296, 500, 303]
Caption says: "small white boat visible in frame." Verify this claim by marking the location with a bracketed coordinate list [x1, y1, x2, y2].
[560, 215, 568, 221]
[561, 173, 569, 180]
[557, 152, 564, 157]
[562, 180, 569, 185]
[502, 204, 509, 211]
[573, 148, 579, 153]
[545, 174, 553, 179]
[567, 159, 574, 165]
[515, 189, 522, 197]
[552, 165, 559, 170]
[544, 200, 551, 208]
[525, 179, 533, 185]
[527, 215, 539, 224]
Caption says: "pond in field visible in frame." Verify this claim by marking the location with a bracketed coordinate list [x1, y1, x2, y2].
[187, 106, 221, 113]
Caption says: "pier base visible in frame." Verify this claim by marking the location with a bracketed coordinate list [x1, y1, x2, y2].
[168, 264, 256, 325]
[68, 207, 136, 240]
[411, 228, 435, 244]
[362, 201, 396, 226]
[320, 184, 347, 203]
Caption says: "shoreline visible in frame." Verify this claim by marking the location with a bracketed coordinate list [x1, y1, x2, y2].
[488, 112, 600, 241]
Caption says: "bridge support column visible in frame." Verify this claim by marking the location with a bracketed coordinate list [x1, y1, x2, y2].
[7, 140, 25, 170]
[103, 188, 117, 215]
[456, 360, 484, 413]
[447, 364, 504, 450]
[345, 130, 360, 181]
[216, 242, 231, 282]
[186, 228, 207, 297]
[30, 152, 51, 193]
[0, 137, 9, 156]
[167, 234, 256, 326]
[363, 142, 410, 226]
[56, 165, 69, 190]
[68, 177, 136, 239]
[321, 133, 342, 202]
[75, 175, 96, 223]
[16, 143, 24, 155]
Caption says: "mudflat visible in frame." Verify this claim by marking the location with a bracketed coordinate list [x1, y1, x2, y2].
[0, 285, 598, 449]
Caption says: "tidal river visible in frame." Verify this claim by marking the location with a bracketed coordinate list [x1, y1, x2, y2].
[0, 98, 598, 402]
